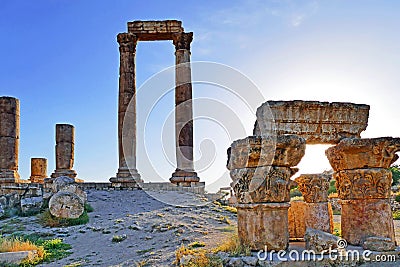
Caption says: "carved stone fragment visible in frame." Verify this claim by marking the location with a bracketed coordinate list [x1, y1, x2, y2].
[230, 166, 298, 203]
[255, 101, 369, 144]
[334, 168, 392, 199]
[326, 137, 400, 171]
[295, 174, 331, 203]
[227, 135, 306, 170]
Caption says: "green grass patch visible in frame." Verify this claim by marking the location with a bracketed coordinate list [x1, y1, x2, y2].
[0, 234, 72, 266]
[38, 209, 89, 227]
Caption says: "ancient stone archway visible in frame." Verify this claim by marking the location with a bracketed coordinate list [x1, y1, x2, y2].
[110, 20, 200, 187]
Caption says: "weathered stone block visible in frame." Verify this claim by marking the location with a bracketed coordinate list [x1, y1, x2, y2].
[304, 202, 334, 234]
[127, 20, 184, 41]
[49, 191, 84, 219]
[55, 124, 74, 143]
[0, 136, 18, 170]
[0, 113, 19, 138]
[288, 200, 307, 238]
[334, 168, 392, 199]
[237, 203, 290, 251]
[30, 158, 47, 183]
[340, 198, 395, 245]
[362, 236, 396, 252]
[56, 142, 74, 169]
[230, 166, 297, 203]
[227, 135, 306, 170]
[0, 97, 19, 115]
[255, 101, 369, 144]
[326, 137, 400, 171]
[295, 174, 330, 203]
[304, 228, 339, 253]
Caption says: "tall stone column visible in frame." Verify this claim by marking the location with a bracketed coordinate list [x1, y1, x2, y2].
[30, 158, 48, 184]
[0, 96, 20, 183]
[170, 32, 199, 186]
[227, 135, 306, 251]
[110, 32, 141, 186]
[51, 124, 78, 180]
[326, 137, 399, 248]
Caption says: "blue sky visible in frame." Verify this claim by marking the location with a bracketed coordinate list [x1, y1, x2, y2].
[1, 1, 400, 192]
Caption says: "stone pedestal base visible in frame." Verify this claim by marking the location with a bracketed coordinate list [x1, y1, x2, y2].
[340, 199, 395, 245]
[304, 202, 333, 234]
[110, 168, 142, 188]
[237, 202, 290, 251]
[0, 170, 20, 183]
[51, 169, 77, 178]
[170, 169, 199, 186]
[29, 175, 46, 184]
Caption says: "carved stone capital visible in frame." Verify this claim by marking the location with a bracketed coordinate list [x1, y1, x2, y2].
[117, 33, 137, 53]
[227, 135, 306, 170]
[172, 32, 193, 50]
[295, 174, 330, 203]
[334, 168, 392, 199]
[326, 137, 400, 171]
[230, 166, 298, 203]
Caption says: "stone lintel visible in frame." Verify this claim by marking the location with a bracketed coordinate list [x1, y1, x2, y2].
[127, 20, 184, 41]
[255, 100, 370, 144]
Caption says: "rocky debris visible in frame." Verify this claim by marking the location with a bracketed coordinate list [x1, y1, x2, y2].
[362, 236, 396, 252]
[20, 196, 43, 215]
[0, 203, 4, 218]
[49, 191, 84, 219]
[254, 100, 369, 144]
[304, 228, 339, 253]
[50, 176, 75, 192]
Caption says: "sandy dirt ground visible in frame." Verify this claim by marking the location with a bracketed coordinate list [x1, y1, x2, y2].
[2, 189, 237, 266]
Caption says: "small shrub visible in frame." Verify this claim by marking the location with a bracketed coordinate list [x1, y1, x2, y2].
[221, 205, 237, 214]
[290, 196, 304, 201]
[290, 188, 302, 198]
[174, 244, 222, 267]
[333, 222, 342, 237]
[332, 210, 341, 215]
[84, 203, 94, 213]
[393, 210, 400, 220]
[327, 180, 337, 194]
[390, 165, 400, 186]
[112, 234, 127, 243]
[213, 233, 251, 256]
[395, 194, 400, 203]
[189, 241, 206, 248]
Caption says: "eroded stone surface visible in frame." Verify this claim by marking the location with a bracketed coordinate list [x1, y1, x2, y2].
[128, 20, 184, 41]
[49, 191, 84, 219]
[326, 137, 400, 171]
[295, 174, 330, 203]
[51, 124, 78, 180]
[304, 228, 339, 253]
[237, 203, 290, 251]
[230, 166, 298, 203]
[30, 158, 47, 184]
[254, 100, 369, 144]
[334, 168, 392, 199]
[0, 96, 20, 182]
[304, 202, 334, 234]
[362, 236, 396, 252]
[288, 201, 306, 238]
[227, 135, 306, 170]
[340, 198, 395, 245]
